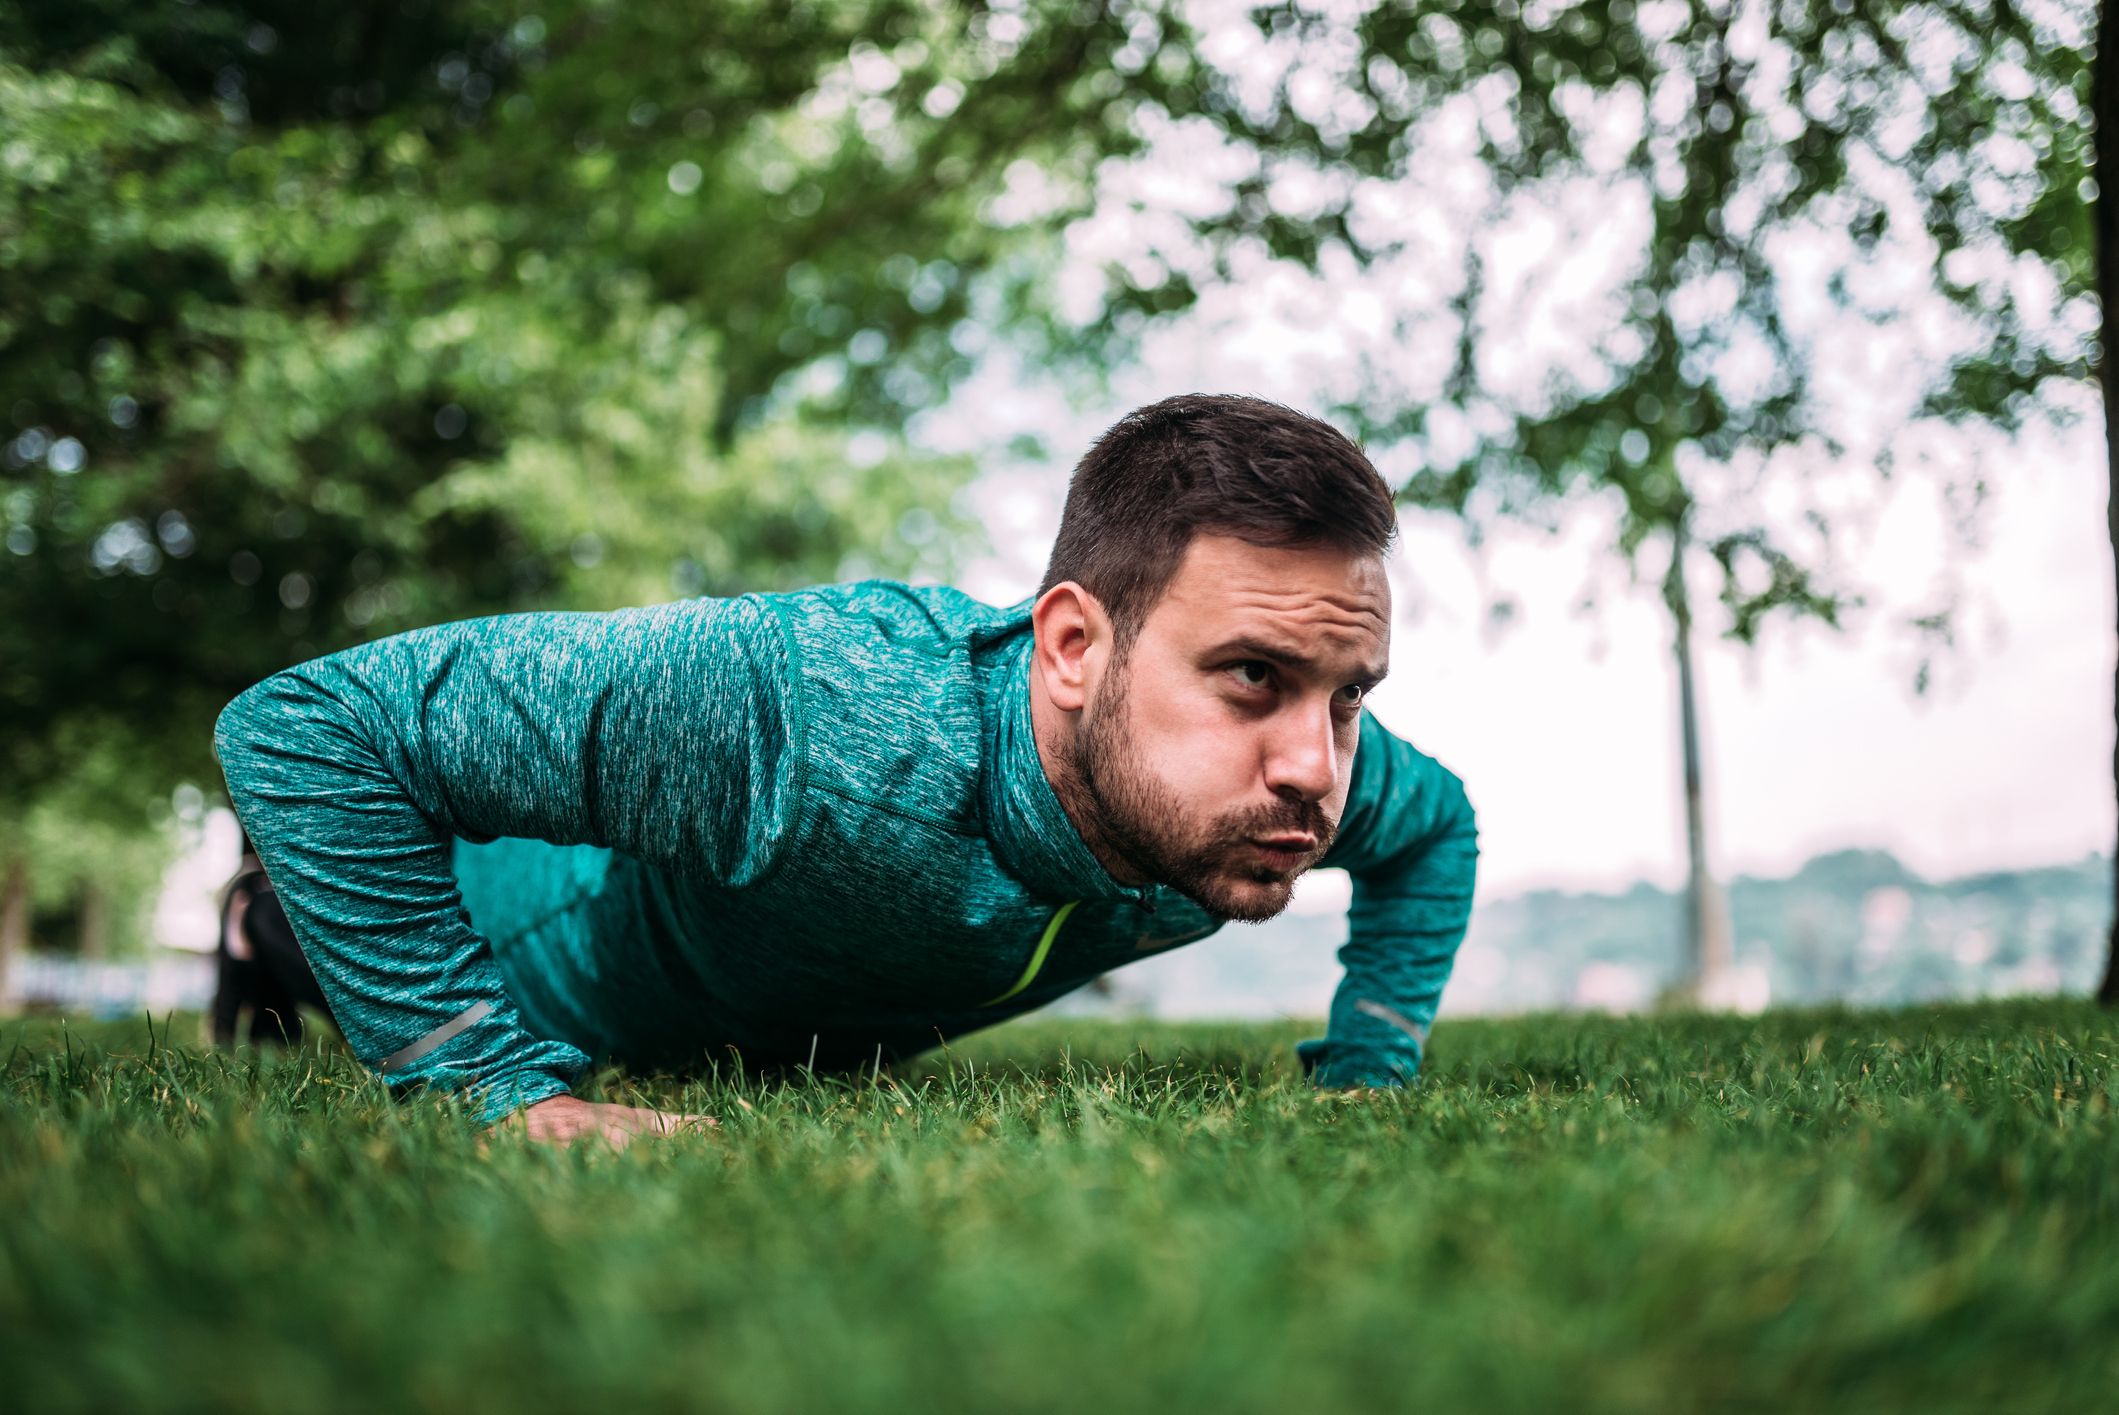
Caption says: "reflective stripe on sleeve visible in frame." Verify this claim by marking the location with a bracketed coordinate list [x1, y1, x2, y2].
[1354, 996, 1430, 1046]
[377, 999, 496, 1074]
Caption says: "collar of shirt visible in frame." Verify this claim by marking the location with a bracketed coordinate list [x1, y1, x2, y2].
[973, 603, 1159, 913]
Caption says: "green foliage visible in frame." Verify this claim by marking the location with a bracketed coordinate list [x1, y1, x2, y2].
[3, 1001, 2115, 1412]
[4, 722, 178, 953]
[0, 1, 1197, 826]
[5, 1, 2097, 894]
[1045, 1, 2096, 651]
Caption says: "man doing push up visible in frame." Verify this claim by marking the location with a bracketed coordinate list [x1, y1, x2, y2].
[213, 393, 1480, 1148]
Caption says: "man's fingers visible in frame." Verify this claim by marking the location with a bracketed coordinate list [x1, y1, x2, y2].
[480, 1097, 718, 1152]
[612, 1104, 672, 1133]
[598, 1108, 716, 1146]
[646, 1108, 719, 1135]
[590, 1104, 715, 1140]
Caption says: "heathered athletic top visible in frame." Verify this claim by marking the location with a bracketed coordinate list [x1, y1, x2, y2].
[212, 579, 1480, 1125]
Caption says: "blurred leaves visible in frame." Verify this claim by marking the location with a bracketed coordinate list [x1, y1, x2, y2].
[0, 0, 1197, 836]
[1039, 0, 2094, 658]
[0, 0, 2098, 873]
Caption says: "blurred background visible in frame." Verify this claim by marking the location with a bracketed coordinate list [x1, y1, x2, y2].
[2, 0, 2110, 1026]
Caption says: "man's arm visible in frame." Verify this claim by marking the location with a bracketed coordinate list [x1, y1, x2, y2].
[212, 594, 802, 1126]
[1299, 708, 1480, 1088]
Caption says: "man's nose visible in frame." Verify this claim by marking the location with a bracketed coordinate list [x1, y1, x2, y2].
[1263, 697, 1339, 804]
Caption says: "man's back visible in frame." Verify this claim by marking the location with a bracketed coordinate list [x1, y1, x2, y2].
[445, 580, 1227, 1079]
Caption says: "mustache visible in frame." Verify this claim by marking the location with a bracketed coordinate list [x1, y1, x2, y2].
[1218, 799, 1337, 853]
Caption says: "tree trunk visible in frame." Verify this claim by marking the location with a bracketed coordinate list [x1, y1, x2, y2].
[2100, 0, 2119, 1007]
[0, 854, 25, 1014]
[1664, 511, 1735, 1003]
[78, 882, 109, 960]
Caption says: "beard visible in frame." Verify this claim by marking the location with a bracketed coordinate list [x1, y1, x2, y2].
[1053, 653, 1337, 923]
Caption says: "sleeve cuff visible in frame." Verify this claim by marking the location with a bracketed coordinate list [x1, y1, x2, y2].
[1296, 1037, 1421, 1090]
[465, 1068, 580, 1127]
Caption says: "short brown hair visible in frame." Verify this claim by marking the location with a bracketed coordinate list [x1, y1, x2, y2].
[1036, 393, 1397, 651]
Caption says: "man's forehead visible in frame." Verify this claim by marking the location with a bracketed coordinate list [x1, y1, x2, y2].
[1151, 535, 1391, 669]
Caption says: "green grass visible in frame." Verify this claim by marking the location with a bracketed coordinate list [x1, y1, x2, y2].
[4, 999, 2115, 1414]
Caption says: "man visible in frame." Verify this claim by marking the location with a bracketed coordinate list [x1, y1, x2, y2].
[214, 394, 1480, 1149]
[210, 831, 336, 1049]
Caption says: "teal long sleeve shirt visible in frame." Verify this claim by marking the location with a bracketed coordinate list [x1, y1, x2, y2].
[212, 579, 1480, 1125]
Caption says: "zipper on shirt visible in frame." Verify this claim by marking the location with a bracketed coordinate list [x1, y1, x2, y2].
[982, 900, 1080, 1006]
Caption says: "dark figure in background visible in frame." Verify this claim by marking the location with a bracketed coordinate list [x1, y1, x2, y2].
[212, 834, 336, 1047]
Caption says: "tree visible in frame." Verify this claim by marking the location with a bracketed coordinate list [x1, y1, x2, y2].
[2097, 0, 2118, 1007]
[5, 1, 2098, 991]
[0, 2, 1198, 898]
[1020, 0, 2095, 999]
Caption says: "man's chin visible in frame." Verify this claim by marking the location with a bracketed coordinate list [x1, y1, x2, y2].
[1188, 869, 1300, 924]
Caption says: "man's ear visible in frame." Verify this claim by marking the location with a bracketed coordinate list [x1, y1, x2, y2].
[1029, 582, 1108, 714]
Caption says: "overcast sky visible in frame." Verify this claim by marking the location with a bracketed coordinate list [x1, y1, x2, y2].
[939, 384, 2110, 902]
[911, 70, 2113, 903]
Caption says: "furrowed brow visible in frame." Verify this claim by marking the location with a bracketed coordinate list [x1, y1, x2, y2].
[1207, 637, 1389, 687]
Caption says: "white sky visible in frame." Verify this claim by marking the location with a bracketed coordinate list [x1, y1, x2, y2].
[938, 392, 2112, 901]
[911, 7, 2114, 904]
[915, 239, 2111, 905]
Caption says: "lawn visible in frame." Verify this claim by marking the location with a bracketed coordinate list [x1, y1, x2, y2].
[4, 998, 2114, 1414]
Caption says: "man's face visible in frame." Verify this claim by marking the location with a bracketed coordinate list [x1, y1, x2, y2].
[1057, 533, 1391, 922]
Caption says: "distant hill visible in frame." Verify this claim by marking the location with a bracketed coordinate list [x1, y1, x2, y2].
[1069, 849, 2114, 1021]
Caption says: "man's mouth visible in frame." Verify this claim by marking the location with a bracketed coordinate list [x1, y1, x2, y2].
[1247, 836, 1317, 869]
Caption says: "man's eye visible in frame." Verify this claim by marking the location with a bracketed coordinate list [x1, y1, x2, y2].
[1230, 661, 1273, 688]
[1336, 683, 1367, 707]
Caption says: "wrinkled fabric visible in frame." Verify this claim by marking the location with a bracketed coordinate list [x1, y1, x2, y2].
[214, 580, 1479, 1124]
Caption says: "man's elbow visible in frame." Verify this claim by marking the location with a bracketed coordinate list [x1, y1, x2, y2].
[213, 679, 278, 775]
[214, 688, 254, 772]
[1438, 766, 1479, 857]
[213, 671, 317, 789]
[1421, 769, 1481, 908]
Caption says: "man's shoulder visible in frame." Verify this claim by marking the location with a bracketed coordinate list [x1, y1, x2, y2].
[746, 579, 1024, 832]
[750, 579, 1028, 698]
[752, 579, 1027, 654]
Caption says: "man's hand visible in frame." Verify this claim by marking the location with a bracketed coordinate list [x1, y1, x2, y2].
[487, 1093, 718, 1151]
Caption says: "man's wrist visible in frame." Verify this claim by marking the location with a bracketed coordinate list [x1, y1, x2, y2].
[1296, 1038, 1419, 1089]
[470, 1069, 578, 1127]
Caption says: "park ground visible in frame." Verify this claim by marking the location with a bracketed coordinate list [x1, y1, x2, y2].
[3, 998, 2115, 1414]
